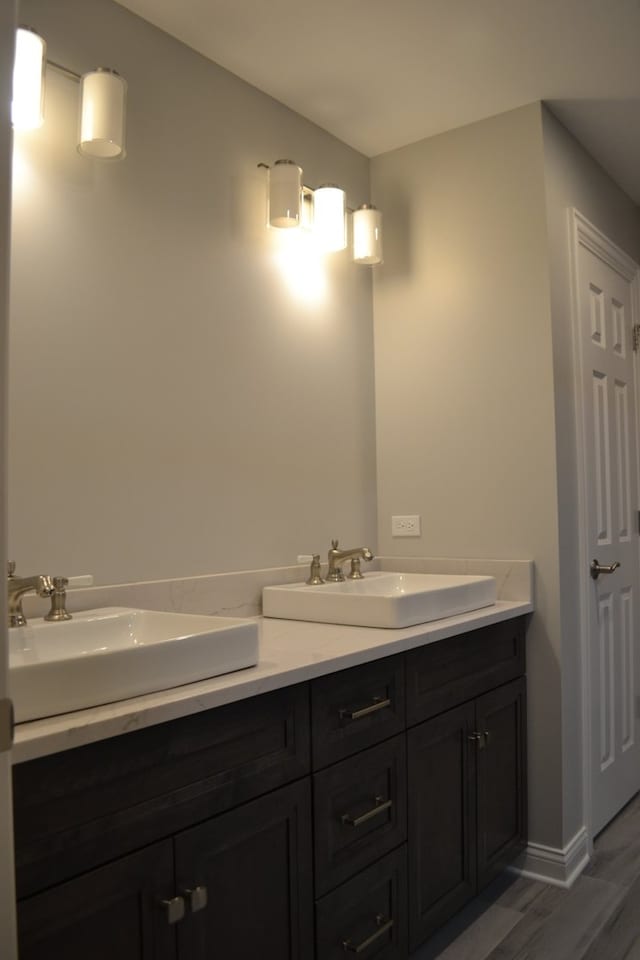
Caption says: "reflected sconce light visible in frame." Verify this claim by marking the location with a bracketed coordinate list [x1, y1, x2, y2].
[353, 204, 383, 265]
[12, 26, 127, 161]
[259, 160, 382, 265]
[12, 26, 46, 131]
[268, 159, 302, 227]
[313, 184, 347, 252]
[78, 68, 127, 160]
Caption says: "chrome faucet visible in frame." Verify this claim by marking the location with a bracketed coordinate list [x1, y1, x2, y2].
[326, 540, 374, 582]
[7, 561, 54, 627]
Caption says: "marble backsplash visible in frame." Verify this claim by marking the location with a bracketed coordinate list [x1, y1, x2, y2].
[21, 556, 534, 621]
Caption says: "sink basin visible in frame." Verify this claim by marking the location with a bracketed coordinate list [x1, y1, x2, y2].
[263, 572, 496, 629]
[9, 607, 259, 723]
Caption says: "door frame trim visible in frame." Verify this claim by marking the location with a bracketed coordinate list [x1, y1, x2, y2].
[569, 207, 640, 851]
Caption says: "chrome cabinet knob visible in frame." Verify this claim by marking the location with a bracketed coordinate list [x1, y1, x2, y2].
[160, 896, 185, 925]
[184, 885, 208, 913]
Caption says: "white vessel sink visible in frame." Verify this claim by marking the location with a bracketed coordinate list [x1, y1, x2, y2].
[10, 607, 259, 723]
[263, 572, 496, 629]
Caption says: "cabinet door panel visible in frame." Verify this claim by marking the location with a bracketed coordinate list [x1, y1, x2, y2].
[476, 678, 527, 890]
[17, 840, 175, 960]
[175, 778, 313, 960]
[407, 702, 476, 952]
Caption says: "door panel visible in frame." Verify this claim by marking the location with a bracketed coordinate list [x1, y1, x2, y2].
[576, 230, 640, 834]
[476, 679, 527, 890]
[407, 701, 476, 951]
[17, 840, 176, 960]
[175, 778, 313, 960]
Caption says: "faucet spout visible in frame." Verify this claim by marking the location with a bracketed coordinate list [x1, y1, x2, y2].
[326, 540, 374, 582]
[7, 563, 54, 627]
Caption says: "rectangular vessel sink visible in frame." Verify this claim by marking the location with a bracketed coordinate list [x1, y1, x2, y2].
[10, 607, 259, 723]
[263, 572, 496, 629]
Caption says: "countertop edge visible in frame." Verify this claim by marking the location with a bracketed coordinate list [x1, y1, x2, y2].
[12, 601, 532, 764]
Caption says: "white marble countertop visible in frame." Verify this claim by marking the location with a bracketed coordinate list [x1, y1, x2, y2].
[12, 600, 532, 764]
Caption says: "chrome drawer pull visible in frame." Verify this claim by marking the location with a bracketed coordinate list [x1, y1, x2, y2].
[341, 796, 393, 828]
[340, 696, 391, 722]
[343, 914, 394, 953]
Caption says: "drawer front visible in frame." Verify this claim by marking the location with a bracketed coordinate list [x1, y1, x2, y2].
[311, 655, 405, 769]
[316, 846, 408, 960]
[14, 683, 310, 898]
[314, 735, 407, 896]
[406, 617, 526, 726]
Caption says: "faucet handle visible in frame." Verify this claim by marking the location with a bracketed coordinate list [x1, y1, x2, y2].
[7, 561, 16, 578]
[45, 577, 72, 622]
[306, 555, 324, 585]
[331, 539, 339, 549]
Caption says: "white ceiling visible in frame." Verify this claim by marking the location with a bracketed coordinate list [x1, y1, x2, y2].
[116, 0, 640, 203]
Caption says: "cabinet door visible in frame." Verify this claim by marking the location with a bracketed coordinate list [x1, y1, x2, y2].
[407, 702, 476, 952]
[175, 778, 313, 960]
[17, 840, 176, 960]
[476, 678, 527, 890]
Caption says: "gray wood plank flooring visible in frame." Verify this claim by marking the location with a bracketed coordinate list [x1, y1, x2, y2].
[411, 791, 640, 960]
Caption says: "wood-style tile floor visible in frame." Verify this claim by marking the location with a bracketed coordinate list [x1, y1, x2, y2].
[411, 791, 640, 959]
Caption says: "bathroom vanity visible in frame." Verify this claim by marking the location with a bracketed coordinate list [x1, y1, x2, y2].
[11, 609, 527, 959]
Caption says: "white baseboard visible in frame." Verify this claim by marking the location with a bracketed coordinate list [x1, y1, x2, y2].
[507, 827, 590, 888]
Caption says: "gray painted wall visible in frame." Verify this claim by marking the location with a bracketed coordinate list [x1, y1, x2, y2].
[371, 102, 567, 848]
[9, 0, 377, 585]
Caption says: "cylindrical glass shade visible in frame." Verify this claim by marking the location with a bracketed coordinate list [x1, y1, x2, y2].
[353, 205, 383, 264]
[269, 159, 302, 228]
[313, 184, 346, 252]
[12, 27, 46, 131]
[78, 68, 127, 160]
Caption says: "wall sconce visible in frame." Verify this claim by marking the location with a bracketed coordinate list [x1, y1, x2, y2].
[78, 69, 127, 160]
[313, 184, 347, 253]
[259, 161, 383, 265]
[12, 27, 46, 131]
[268, 159, 302, 227]
[353, 205, 383, 265]
[12, 26, 127, 161]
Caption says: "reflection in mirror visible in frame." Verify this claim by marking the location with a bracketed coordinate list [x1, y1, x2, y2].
[9, 0, 377, 587]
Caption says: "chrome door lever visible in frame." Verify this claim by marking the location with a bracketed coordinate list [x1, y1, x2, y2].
[590, 559, 621, 580]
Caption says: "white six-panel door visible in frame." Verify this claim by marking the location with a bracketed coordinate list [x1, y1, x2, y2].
[573, 210, 640, 836]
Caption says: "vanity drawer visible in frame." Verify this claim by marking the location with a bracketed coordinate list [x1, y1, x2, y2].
[406, 617, 526, 726]
[313, 734, 407, 896]
[315, 845, 408, 960]
[311, 655, 405, 769]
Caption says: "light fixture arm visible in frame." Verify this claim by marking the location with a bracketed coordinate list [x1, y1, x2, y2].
[46, 59, 81, 83]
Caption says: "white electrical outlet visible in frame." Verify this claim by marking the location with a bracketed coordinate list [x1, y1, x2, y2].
[391, 515, 421, 537]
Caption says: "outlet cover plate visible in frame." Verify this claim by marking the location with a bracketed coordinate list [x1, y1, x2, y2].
[391, 515, 421, 537]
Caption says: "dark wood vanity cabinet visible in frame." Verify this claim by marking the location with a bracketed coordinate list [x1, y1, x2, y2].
[17, 841, 176, 960]
[13, 615, 527, 960]
[407, 678, 527, 950]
